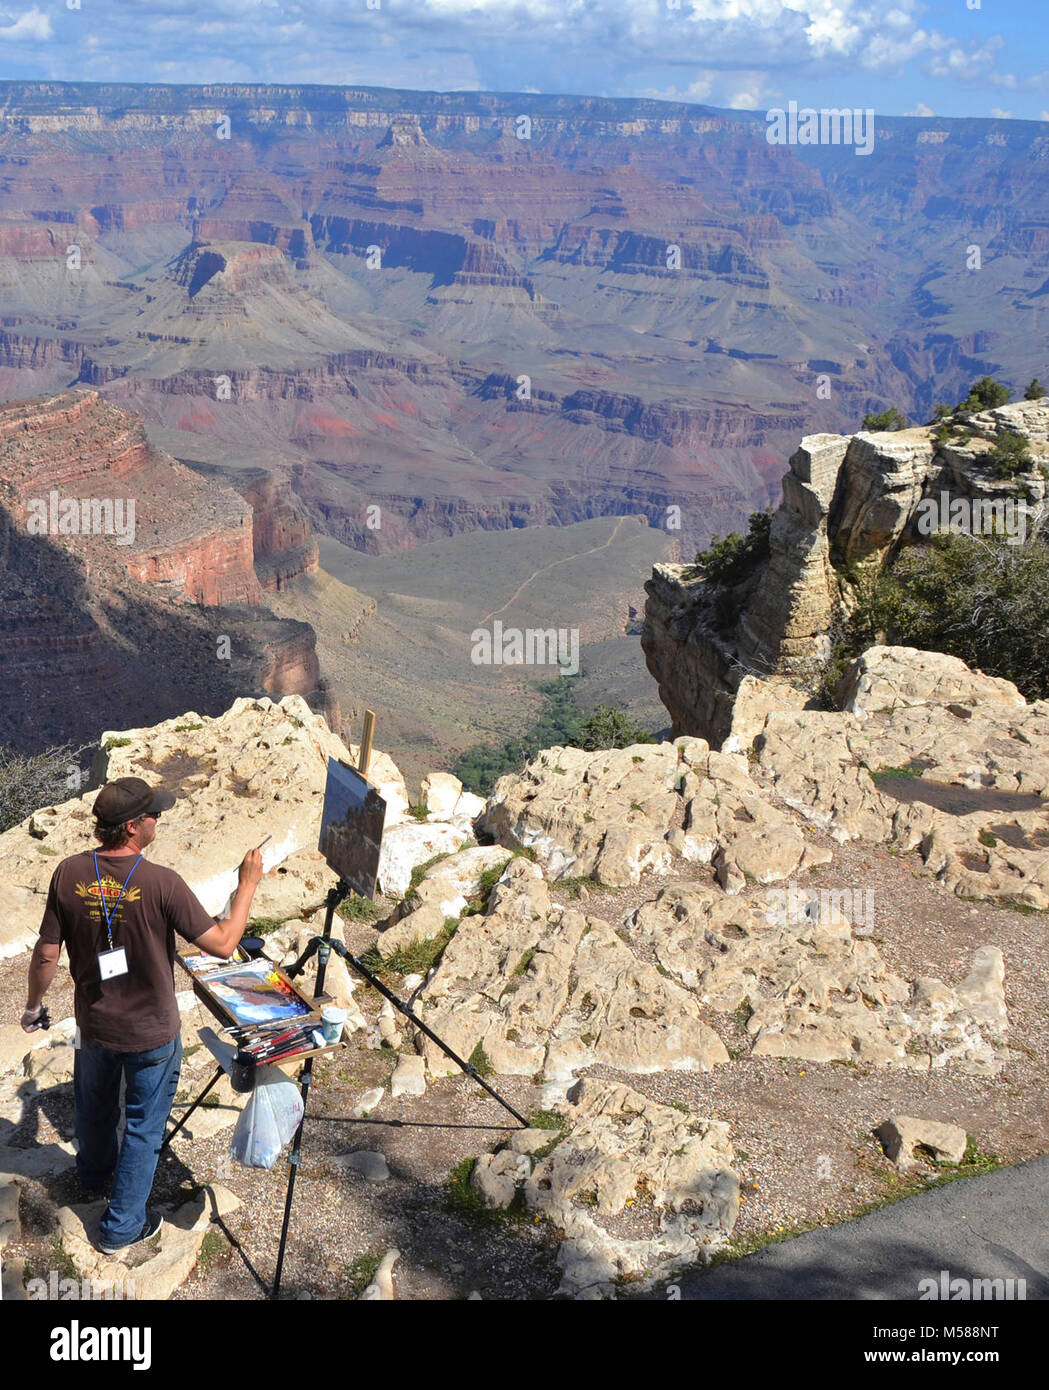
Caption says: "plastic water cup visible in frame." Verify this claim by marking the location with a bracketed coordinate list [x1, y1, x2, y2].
[321, 1006, 347, 1044]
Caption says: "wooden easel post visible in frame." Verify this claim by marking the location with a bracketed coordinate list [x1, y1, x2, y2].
[358, 708, 375, 777]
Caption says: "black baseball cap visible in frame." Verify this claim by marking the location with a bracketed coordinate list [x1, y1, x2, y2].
[93, 777, 176, 824]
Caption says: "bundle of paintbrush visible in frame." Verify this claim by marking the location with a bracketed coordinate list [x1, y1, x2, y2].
[224, 1016, 326, 1065]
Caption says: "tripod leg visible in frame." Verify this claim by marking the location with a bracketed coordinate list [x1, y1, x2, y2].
[161, 1065, 224, 1151]
[271, 1055, 314, 1299]
[330, 941, 530, 1127]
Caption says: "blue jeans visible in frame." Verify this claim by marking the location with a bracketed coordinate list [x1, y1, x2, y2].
[74, 1034, 182, 1248]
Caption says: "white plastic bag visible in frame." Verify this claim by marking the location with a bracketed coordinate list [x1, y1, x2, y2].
[230, 1068, 305, 1169]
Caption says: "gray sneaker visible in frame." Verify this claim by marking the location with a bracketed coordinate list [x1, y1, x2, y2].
[98, 1209, 162, 1255]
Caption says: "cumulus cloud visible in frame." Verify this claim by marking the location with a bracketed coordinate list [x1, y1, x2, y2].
[0, 0, 1037, 118]
[905, 101, 934, 117]
[0, 6, 52, 41]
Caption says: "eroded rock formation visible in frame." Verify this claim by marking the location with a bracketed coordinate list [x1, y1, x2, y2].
[643, 399, 1049, 745]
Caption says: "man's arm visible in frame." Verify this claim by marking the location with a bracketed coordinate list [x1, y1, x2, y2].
[22, 940, 61, 1031]
[191, 849, 264, 959]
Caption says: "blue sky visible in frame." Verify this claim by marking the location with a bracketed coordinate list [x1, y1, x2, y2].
[0, 1, 1046, 120]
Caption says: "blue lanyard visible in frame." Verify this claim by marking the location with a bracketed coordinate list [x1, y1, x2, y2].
[93, 852, 142, 950]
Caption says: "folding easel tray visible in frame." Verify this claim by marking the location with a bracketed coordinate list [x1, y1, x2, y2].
[176, 950, 321, 1031]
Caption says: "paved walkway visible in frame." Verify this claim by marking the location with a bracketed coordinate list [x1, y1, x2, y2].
[674, 1156, 1049, 1300]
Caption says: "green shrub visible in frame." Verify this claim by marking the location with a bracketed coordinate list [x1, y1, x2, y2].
[0, 742, 89, 834]
[692, 508, 772, 588]
[575, 704, 653, 750]
[871, 532, 1049, 700]
[862, 407, 908, 431]
[987, 431, 1033, 478]
[958, 376, 1011, 412]
[1024, 378, 1045, 401]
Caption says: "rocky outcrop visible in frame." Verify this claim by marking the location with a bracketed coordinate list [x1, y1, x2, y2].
[474, 1079, 739, 1298]
[0, 695, 408, 956]
[478, 736, 824, 889]
[240, 471, 319, 593]
[643, 400, 1049, 744]
[753, 648, 1049, 907]
[629, 886, 1007, 1074]
[414, 857, 730, 1082]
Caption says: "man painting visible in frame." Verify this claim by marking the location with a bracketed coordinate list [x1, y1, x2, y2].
[21, 776, 263, 1254]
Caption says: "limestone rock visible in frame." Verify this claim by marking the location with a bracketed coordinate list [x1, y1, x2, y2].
[453, 791, 486, 822]
[480, 738, 813, 890]
[377, 822, 472, 898]
[629, 884, 1008, 1074]
[378, 845, 512, 960]
[55, 1192, 216, 1299]
[23, 1041, 76, 1088]
[877, 1115, 969, 1168]
[390, 1054, 426, 1098]
[359, 1248, 399, 1300]
[0, 1025, 51, 1079]
[723, 674, 806, 753]
[352, 1087, 385, 1117]
[839, 646, 1025, 715]
[250, 849, 339, 922]
[513, 1079, 739, 1298]
[0, 696, 409, 956]
[479, 743, 682, 885]
[0, 1141, 76, 1181]
[421, 772, 463, 819]
[509, 1128, 559, 1155]
[470, 1150, 532, 1208]
[415, 857, 728, 1082]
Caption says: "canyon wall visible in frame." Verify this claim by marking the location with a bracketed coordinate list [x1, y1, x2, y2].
[0, 389, 332, 751]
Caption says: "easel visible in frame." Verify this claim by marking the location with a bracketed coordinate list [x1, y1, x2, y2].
[270, 710, 529, 1298]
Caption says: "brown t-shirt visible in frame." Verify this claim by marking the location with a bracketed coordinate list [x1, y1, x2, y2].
[38, 850, 214, 1051]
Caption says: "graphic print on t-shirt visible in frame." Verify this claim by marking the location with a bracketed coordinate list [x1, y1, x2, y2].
[74, 875, 142, 930]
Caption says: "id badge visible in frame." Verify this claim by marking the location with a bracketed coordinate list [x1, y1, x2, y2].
[98, 947, 128, 980]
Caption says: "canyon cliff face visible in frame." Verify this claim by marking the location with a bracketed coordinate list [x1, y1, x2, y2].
[0, 82, 1046, 563]
[0, 389, 332, 751]
[643, 398, 1049, 745]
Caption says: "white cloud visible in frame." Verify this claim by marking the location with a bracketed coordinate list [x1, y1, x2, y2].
[990, 108, 1013, 119]
[0, 0, 1035, 117]
[0, 6, 52, 41]
[905, 101, 934, 117]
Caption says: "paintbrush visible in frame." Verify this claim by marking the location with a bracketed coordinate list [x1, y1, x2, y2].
[251, 1025, 324, 1063]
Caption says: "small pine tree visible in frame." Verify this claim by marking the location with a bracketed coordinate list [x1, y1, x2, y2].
[987, 431, 1033, 478]
[1024, 378, 1045, 401]
[692, 508, 773, 587]
[959, 376, 1011, 412]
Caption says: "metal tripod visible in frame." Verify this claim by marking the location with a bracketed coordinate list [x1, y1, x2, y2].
[270, 876, 529, 1298]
